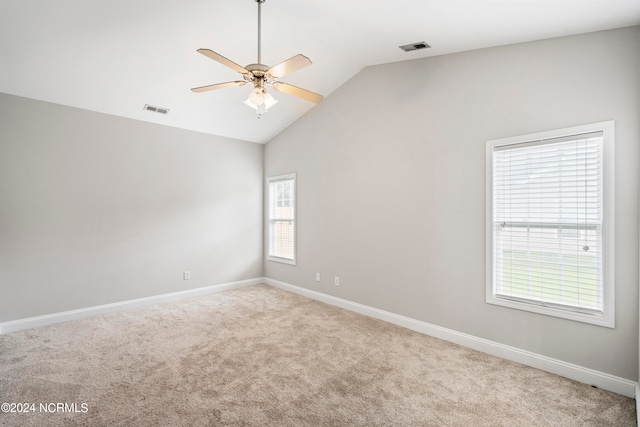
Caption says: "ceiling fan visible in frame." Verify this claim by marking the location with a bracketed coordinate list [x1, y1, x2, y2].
[191, 0, 323, 117]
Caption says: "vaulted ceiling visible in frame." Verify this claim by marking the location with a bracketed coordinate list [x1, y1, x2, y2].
[1, 0, 639, 143]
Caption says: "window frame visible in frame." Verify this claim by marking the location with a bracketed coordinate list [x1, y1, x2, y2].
[485, 121, 615, 328]
[266, 173, 297, 265]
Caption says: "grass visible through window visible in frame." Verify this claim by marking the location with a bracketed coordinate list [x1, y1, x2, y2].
[498, 251, 599, 310]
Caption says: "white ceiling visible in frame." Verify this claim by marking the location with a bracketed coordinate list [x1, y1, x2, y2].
[1, 0, 639, 144]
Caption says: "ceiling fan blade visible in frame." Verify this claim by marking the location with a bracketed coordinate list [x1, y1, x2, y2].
[272, 82, 323, 103]
[191, 81, 248, 93]
[197, 49, 250, 75]
[267, 54, 312, 79]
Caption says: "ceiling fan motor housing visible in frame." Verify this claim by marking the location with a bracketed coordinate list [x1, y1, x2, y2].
[245, 63, 269, 77]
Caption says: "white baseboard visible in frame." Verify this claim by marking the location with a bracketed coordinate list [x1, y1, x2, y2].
[264, 277, 638, 398]
[637, 383, 639, 425]
[0, 277, 262, 335]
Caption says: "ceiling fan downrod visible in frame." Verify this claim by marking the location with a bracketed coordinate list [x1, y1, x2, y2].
[256, 0, 266, 65]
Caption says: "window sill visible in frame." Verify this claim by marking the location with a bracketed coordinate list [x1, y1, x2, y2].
[486, 294, 614, 328]
[267, 256, 296, 266]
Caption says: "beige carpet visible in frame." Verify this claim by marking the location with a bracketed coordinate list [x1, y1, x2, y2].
[0, 285, 635, 426]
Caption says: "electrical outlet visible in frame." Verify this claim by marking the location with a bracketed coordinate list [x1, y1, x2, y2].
[334, 276, 339, 286]
[315, 272, 321, 282]
[183, 271, 191, 280]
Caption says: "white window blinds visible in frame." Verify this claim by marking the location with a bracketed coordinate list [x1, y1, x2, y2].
[492, 132, 604, 314]
[267, 174, 296, 264]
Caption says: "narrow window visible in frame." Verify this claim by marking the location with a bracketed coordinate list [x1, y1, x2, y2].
[267, 173, 296, 265]
[486, 121, 614, 327]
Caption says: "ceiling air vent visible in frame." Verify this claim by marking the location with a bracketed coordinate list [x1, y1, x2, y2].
[143, 104, 170, 115]
[399, 42, 431, 52]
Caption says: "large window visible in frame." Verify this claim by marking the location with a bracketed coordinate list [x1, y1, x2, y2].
[267, 173, 296, 265]
[486, 121, 614, 327]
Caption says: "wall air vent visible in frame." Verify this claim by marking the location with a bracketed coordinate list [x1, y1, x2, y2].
[143, 104, 170, 115]
[399, 42, 431, 52]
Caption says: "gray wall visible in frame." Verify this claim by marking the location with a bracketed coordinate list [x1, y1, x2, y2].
[0, 93, 264, 322]
[264, 27, 640, 380]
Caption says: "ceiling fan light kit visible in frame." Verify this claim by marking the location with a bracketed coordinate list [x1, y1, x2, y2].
[244, 87, 277, 114]
[191, 0, 323, 118]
